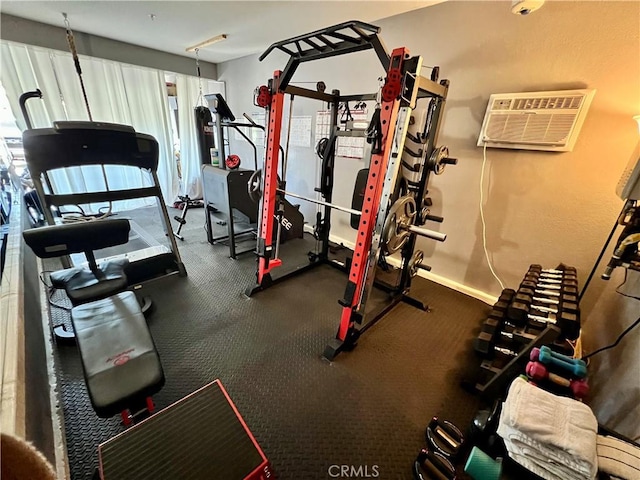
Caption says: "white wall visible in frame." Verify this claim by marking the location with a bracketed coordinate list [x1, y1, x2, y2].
[218, 1, 640, 437]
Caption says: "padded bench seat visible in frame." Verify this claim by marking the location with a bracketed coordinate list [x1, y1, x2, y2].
[51, 258, 129, 306]
[72, 291, 164, 418]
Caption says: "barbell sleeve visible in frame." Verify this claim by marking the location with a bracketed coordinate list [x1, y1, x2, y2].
[408, 225, 447, 242]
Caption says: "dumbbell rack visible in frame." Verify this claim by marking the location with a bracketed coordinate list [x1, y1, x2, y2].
[473, 264, 580, 399]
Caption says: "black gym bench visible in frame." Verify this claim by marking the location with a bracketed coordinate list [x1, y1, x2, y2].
[24, 219, 164, 423]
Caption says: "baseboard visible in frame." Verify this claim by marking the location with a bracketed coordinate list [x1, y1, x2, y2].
[311, 228, 498, 306]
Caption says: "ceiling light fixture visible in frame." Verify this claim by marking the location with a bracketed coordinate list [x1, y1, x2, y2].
[186, 34, 228, 52]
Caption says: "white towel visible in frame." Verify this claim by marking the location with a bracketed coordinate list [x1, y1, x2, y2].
[597, 434, 640, 480]
[497, 377, 598, 480]
[500, 423, 593, 480]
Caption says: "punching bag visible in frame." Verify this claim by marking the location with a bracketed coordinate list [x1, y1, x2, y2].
[194, 106, 217, 165]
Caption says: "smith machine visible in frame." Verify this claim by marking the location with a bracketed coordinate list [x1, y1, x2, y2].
[245, 21, 457, 360]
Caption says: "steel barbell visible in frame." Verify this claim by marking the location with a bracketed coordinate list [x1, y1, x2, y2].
[248, 172, 445, 249]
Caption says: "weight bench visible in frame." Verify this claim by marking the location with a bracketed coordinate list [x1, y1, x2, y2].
[23, 219, 165, 422]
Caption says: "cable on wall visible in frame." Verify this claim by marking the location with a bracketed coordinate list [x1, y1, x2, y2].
[480, 142, 505, 290]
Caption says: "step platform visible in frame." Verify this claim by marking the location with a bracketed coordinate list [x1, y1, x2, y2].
[98, 380, 272, 480]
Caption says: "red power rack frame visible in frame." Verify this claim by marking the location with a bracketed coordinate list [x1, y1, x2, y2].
[245, 21, 454, 360]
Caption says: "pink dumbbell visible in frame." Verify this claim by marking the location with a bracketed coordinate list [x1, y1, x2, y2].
[526, 361, 589, 399]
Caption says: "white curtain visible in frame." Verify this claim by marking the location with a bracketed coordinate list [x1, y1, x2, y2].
[0, 41, 178, 210]
[175, 74, 202, 199]
[175, 75, 225, 199]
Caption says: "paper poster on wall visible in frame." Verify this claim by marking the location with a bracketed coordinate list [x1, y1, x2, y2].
[314, 111, 332, 147]
[314, 108, 368, 159]
[288, 116, 312, 148]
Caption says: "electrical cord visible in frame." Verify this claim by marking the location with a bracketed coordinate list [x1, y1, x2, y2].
[480, 142, 505, 290]
[39, 273, 72, 311]
[582, 315, 640, 360]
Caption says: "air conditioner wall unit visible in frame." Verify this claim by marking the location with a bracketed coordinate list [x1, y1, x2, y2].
[477, 89, 596, 152]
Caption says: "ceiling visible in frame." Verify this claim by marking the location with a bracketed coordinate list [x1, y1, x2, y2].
[0, 1, 444, 63]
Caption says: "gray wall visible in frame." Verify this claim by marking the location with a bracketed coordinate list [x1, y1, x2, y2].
[0, 14, 218, 78]
[218, 1, 640, 438]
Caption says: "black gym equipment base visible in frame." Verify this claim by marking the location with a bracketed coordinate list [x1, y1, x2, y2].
[48, 206, 487, 480]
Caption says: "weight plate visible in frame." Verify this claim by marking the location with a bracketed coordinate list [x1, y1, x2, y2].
[428, 146, 449, 175]
[247, 169, 262, 203]
[225, 154, 241, 169]
[246, 169, 282, 204]
[382, 195, 417, 254]
[409, 250, 424, 277]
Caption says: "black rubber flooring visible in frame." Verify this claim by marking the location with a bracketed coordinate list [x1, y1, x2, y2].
[46, 206, 488, 480]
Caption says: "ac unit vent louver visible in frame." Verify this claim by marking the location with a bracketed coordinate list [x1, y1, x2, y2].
[478, 89, 595, 152]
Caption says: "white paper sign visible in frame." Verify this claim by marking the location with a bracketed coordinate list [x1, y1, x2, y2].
[287, 116, 312, 148]
[314, 108, 368, 159]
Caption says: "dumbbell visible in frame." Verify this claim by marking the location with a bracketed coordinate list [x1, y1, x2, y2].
[487, 308, 507, 323]
[525, 272, 578, 288]
[530, 346, 587, 378]
[499, 288, 516, 302]
[527, 265, 578, 280]
[518, 285, 578, 305]
[492, 299, 510, 315]
[528, 267, 578, 282]
[481, 319, 536, 344]
[530, 264, 577, 276]
[527, 311, 581, 340]
[474, 332, 519, 358]
[492, 289, 515, 314]
[508, 301, 580, 338]
[526, 361, 589, 399]
[522, 279, 579, 296]
[482, 318, 500, 335]
[511, 291, 579, 315]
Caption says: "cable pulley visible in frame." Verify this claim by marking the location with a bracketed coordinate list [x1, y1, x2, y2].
[255, 86, 272, 107]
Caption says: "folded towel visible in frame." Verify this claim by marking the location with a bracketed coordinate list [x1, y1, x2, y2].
[597, 434, 640, 480]
[497, 377, 598, 480]
[500, 423, 593, 480]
